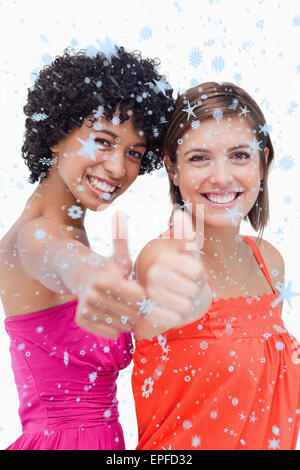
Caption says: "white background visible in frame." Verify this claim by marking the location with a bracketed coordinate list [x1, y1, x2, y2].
[0, 0, 299, 450]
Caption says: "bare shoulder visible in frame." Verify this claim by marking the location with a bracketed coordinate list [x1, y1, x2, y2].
[18, 216, 72, 240]
[246, 235, 285, 284]
[18, 215, 89, 247]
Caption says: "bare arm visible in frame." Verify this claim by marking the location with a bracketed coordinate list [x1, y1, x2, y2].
[133, 213, 211, 342]
[17, 214, 145, 338]
[17, 216, 101, 295]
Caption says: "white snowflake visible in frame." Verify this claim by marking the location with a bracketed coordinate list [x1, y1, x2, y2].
[93, 104, 104, 120]
[31, 112, 48, 122]
[183, 100, 200, 120]
[152, 77, 171, 96]
[152, 126, 159, 138]
[191, 434, 201, 448]
[39, 157, 52, 166]
[68, 205, 83, 219]
[275, 341, 285, 351]
[228, 98, 239, 110]
[59, 261, 69, 270]
[77, 133, 100, 160]
[63, 351, 69, 367]
[239, 106, 250, 117]
[111, 116, 121, 126]
[259, 123, 272, 136]
[34, 229, 46, 240]
[140, 26, 152, 41]
[142, 377, 154, 398]
[199, 340, 208, 350]
[160, 353, 169, 362]
[88, 253, 102, 266]
[225, 323, 233, 335]
[247, 137, 263, 154]
[212, 108, 223, 123]
[190, 120, 200, 129]
[189, 47, 203, 68]
[182, 420, 192, 430]
[89, 371, 97, 383]
[268, 438, 280, 450]
[97, 36, 119, 60]
[161, 444, 172, 450]
[136, 296, 155, 315]
[157, 335, 170, 355]
[272, 280, 300, 309]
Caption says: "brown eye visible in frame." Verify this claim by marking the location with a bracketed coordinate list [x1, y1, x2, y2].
[231, 152, 250, 160]
[189, 155, 207, 162]
[128, 150, 143, 159]
[95, 138, 110, 147]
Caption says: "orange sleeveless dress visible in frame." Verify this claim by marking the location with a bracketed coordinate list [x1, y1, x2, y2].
[132, 236, 300, 450]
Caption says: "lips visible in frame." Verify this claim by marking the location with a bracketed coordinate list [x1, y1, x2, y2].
[86, 175, 121, 200]
[201, 191, 244, 206]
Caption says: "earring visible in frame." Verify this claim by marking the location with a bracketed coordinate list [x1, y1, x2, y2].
[259, 179, 264, 192]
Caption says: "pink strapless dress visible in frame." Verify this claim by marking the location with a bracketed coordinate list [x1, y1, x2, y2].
[4, 299, 133, 450]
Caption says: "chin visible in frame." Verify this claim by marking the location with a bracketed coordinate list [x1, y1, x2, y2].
[95, 201, 113, 212]
[204, 216, 243, 229]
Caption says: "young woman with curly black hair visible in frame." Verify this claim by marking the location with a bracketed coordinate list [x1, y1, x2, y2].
[0, 46, 175, 450]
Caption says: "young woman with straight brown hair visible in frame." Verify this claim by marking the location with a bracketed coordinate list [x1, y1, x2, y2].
[131, 82, 300, 450]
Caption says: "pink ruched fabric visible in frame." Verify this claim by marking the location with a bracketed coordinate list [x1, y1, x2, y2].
[4, 299, 133, 450]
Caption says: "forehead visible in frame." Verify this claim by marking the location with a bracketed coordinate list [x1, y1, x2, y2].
[179, 115, 255, 150]
[87, 110, 146, 141]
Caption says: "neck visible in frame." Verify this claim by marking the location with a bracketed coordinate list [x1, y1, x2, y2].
[24, 166, 87, 229]
[200, 224, 247, 267]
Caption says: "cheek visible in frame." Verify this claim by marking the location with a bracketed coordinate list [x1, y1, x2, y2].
[242, 166, 261, 189]
[179, 167, 203, 190]
[57, 155, 73, 180]
[125, 161, 141, 184]
[58, 154, 82, 183]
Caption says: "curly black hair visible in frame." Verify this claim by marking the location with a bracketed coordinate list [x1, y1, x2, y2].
[22, 46, 175, 183]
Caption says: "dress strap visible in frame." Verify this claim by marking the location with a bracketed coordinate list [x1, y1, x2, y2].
[160, 231, 276, 297]
[242, 235, 276, 295]
[160, 230, 172, 239]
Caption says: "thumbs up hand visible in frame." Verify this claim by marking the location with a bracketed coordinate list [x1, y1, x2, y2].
[75, 211, 145, 338]
[133, 209, 211, 341]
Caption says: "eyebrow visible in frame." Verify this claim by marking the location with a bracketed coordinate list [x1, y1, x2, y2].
[183, 144, 250, 156]
[95, 129, 147, 148]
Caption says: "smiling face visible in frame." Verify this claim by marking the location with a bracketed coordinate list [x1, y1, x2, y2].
[51, 111, 147, 211]
[165, 115, 269, 229]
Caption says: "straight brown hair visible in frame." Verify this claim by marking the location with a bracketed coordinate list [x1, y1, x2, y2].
[163, 82, 274, 242]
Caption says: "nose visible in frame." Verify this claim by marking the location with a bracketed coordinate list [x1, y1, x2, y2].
[209, 159, 234, 187]
[102, 151, 126, 180]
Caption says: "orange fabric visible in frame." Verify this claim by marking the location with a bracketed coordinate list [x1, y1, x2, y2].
[132, 236, 300, 450]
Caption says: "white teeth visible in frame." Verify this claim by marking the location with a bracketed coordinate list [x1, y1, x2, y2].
[206, 193, 237, 204]
[88, 176, 117, 193]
